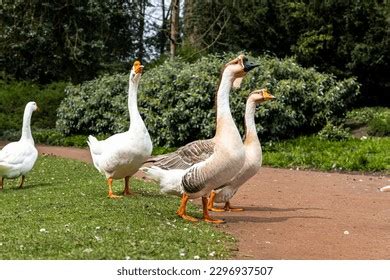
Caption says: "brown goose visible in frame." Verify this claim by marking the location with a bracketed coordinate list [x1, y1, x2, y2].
[141, 55, 258, 223]
[208, 89, 275, 212]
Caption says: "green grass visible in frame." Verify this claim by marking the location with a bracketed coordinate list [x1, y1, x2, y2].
[263, 136, 390, 174]
[0, 156, 234, 260]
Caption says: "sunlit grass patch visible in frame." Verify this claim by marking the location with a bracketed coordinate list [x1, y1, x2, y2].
[263, 136, 390, 174]
[0, 156, 234, 260]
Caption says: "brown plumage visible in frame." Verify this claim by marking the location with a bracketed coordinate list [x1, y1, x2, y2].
[141, 54, 259, 223]
[146, 139, 215, 170]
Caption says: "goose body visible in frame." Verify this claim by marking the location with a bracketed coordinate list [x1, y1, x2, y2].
[142, 55, 258, 223]
[208, 89, 275, 211]
[88, 61, 152, 198]
[0, 102, 38, 189]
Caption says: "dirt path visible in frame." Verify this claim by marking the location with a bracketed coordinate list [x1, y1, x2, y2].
[1, 141, 389, 259]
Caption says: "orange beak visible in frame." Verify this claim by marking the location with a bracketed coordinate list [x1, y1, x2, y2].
[133, 61, 143, 74]
[263, 90, 275, 101]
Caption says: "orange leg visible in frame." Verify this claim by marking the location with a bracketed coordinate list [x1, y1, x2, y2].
[0, 177, 3, 190]
[107, 177, 121, 199]
[176, 193, 198, 222]
[122, 176, 132, 196]
[224, 201, 244, 212]
[19, 175, 25, 189]
[202, 196, 225, 224]
[207, 191, 226, 212]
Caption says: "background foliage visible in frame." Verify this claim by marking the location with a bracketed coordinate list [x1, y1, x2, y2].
[1, 0, 388, 106]
[0, 0, 142, 83]
[183, 0, 389, 106]
[344, 107, 390, 137]
[56, 53, 359, 147]
[0, 77, 67, 135]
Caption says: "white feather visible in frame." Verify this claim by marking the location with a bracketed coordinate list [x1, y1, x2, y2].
[379, 186, 390, 192]
[0, 102, 38, 181]
[141, 166, 186, 196]
[87, 67, 153, 181]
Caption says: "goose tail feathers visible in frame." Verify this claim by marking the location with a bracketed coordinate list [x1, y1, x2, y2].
[140, 166, 185, 196]
[87, 135, 98, 147]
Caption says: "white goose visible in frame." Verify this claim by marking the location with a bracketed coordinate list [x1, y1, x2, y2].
[0, 101, 39, 189]
[208, 89, 275, 211]
[88, 61, 153, 198]
[141, 55, 258, 223]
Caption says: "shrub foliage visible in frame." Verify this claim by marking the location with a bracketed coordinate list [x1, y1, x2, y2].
[344, 107, 390, 137]
[56, 54, 360, 147]
[0, 79, 67, 134]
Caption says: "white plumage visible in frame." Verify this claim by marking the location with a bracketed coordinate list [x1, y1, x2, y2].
[88, 61, 152, 198]
[0, 102, 39, 189]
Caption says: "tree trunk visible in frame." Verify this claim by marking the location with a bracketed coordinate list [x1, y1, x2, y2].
[184, 0, 198, 47]
[159, 0, 168, 55]
[137, 0, 146, 60]
[170, 0, 180, 59]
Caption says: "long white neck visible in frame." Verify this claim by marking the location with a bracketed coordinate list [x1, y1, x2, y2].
[20, 106, 34, 143]
[215, 71, 238, 137]
[128, 79, 143, 130]
[244, 100, 260, 145]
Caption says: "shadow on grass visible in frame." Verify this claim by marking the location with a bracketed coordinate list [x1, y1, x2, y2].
[10, 182, 61, 190]
[134, 190, 176, 200]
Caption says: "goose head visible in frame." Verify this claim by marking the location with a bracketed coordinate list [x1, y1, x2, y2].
[224, 54, 259, 88]
[26, 101, 39, 112]
[249, 89, 275, 104]
[129, 60, 144, 84]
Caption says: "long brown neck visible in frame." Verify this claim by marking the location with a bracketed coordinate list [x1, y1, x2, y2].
[244, 100, 259, 145]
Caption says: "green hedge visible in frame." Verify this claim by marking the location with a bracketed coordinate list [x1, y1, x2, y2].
[56, 53, 360, 146]
[344, 107, 390, 137]
[1, 129, 88, 147]
[0, 79, 67, 134]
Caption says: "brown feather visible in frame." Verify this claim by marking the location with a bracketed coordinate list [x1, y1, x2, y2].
[148, 139, 215, 170]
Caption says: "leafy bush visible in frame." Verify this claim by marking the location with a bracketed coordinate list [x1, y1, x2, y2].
[56, 74, 129, 135]
[0, 129, 88, 147]
[0, 79, 67, 132]
[318, 123, 351, 141]
[344, 107, 390, 136]
[56, 53, 360, 146]
[368, 111, 390, 137]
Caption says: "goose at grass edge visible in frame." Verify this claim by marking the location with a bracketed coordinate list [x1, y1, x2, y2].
[0, 102, 39, 189]
[141, 54, 259, 224]
[87, 61, 153, 199]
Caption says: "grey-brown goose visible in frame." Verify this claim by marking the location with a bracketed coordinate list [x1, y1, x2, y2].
[141, 54, 258, 223]
[208, 89, 275, 211]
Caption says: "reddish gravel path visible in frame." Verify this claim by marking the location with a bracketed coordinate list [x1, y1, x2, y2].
[1, 141, 389, 259]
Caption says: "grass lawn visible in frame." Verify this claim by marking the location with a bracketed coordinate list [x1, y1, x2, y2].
[263, 136, 390, 174]
[0, 156, 234, 260]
